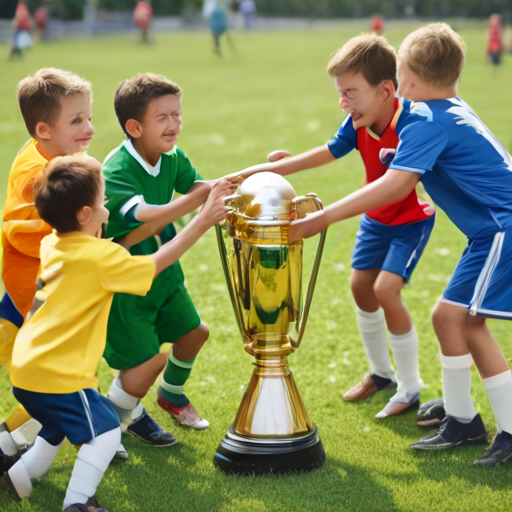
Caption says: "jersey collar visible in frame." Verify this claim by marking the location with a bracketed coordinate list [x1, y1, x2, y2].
[124, 139, 162, 177]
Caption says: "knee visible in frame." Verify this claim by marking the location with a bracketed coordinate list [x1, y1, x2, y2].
[431, 301, 462, 334]
[194, 322, 210, 346]
[373, 280, 400, 307]
[350, 272, 372, 300]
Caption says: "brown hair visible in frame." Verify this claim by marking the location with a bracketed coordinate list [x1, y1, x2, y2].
[114, 73, 182, 138]
[399, 23, 465, 88]
[35, 154, 103, 233]
[327, 34, 397, 88]
[17, 68, 92, 138]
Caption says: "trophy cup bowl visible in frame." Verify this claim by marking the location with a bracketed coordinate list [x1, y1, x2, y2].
[214, 172, 327, 475]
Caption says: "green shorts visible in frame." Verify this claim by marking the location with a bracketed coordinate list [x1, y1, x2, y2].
[103, 261, 201, 370]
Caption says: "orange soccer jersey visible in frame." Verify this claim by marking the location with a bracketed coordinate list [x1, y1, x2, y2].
[2, 139, 52, 318]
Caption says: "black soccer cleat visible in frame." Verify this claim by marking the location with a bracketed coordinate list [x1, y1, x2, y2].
[126, 410, 178, 447]
[417, 397, 446, 427]
[473, 431, 512, 467]
[410, 413, 487, 450]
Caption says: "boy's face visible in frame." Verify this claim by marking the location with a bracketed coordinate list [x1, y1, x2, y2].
[137, 94, 182, 155]
[397, 57, 427, 102]
[334, 72, 386, 131]
[44, 94, 94, 156]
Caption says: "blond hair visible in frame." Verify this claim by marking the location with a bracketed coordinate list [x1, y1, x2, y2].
[114, 73, 182, 138]
[327, 34, 397, 88]
[17, 68, 92, 138]
[399, 23, 465, 88]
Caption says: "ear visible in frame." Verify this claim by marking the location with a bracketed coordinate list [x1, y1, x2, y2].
[35, 121, 52, 141]
[380, 80, 396, 102]
[125, 119, 142, 139]
[76, 205, 93, 226]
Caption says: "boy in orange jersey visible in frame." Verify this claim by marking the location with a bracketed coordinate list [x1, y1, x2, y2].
[0, 68, 94, 467]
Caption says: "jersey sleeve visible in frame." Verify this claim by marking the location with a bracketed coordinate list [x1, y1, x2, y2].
[103, 163, 146, 239]
[174, 148, 203, 195]
[97, 241, 155, 295]
[327, 115, 357, 159]
[390, 120, 449, 175]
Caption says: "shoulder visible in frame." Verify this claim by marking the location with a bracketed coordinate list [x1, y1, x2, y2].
[103, 142, 133, 171]
[11, 139, 47, 171]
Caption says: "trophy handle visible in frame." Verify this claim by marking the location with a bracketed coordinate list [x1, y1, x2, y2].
[215, 224, 247, 339]
[290, 194, 327, 350]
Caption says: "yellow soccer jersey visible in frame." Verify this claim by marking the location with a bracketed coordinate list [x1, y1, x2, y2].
[2, 139, 53, 318]
[10, 232, 155, 394]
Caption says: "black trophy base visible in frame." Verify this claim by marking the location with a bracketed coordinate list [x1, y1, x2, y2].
[213, 425, 325, 475]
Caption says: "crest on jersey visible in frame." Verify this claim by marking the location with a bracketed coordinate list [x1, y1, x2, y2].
[379, 148, 396, 166]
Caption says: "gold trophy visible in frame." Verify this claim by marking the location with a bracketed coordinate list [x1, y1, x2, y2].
[214, 172, 327, 475]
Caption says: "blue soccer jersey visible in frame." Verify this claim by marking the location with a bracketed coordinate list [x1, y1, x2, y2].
[391, 97, 512, 240]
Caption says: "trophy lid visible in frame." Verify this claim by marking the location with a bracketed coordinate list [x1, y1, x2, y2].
[231, 172, 297, 223]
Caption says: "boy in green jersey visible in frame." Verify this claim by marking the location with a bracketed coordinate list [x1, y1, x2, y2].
[103, 73, 237, 444]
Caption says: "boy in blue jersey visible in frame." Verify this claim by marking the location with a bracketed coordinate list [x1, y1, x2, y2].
[290, 22, 512, 466]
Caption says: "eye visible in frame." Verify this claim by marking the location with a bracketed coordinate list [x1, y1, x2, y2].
[72, 118, 81, 124]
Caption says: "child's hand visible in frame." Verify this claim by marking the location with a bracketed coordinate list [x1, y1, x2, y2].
[267, 150, 291, 162]
[289, 211, 326, 243]
[200, 180, 232, 227]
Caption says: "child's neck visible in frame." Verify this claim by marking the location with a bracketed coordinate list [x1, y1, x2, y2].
[35, 139, 63, 161]
[370, 96, 397, 137]
[413, 85, 458, 102]
[131, 139, 161, 167]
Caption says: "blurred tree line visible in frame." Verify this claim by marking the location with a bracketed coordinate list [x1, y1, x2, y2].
[0, 0, 511, 21]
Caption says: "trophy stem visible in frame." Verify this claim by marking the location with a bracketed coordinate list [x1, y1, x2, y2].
[214, 353, 325, 475]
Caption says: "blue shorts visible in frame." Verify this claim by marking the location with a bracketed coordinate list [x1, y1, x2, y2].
[442, 231, 512, 320]
[0, 292, 24, 328]
[12, 387, 120, 446]
[351, 213, 435, 283]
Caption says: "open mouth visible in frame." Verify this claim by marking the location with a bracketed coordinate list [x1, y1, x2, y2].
[352, 111, 363, 122]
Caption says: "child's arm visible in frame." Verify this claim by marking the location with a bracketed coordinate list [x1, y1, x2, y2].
[150, 180, 232, 276]
[134, 181, 213, 225]
[226, 144, 336, 181]
[290, 169, 421, 242]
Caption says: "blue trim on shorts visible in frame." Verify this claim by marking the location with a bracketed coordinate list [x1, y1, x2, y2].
[0, 292, 24, 328]
[12, 386, 120, 446]
[351, 213, 435, 283]
[443, 230, 512, 320]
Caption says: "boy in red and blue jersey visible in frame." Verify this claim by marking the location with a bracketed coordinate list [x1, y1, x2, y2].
[237, 34, 435, 418]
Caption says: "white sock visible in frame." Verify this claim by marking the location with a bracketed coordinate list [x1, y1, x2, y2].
[440, 352, 477, 424]
[8, 436, 63, 499]
[483, 370, 512, 435]
[356, 307, 395, 381]
[107, 378, 141, 424]
[0, 429, 18, 456]
[63, 427, 121, 509]
[388, 326, 421, 403]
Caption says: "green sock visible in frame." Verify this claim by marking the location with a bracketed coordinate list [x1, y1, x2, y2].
[159, 350, 195, 408]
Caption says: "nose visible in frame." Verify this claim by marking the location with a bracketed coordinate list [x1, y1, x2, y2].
[339, 97, 349, 109]
[86, 119, 95, 136]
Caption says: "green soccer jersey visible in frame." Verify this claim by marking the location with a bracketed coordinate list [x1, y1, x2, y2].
[102, 140, 204, 369]
[103, 140, 202, 254]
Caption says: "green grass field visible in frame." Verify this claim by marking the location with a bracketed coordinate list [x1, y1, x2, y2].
[1, 23, 512, 512]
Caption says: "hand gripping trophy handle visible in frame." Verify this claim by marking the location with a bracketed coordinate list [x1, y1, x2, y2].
[213, 172, 327, 475]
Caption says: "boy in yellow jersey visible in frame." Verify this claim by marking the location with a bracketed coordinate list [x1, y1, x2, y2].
[0, 68, 94, 464]
[4, 154, 232, 511]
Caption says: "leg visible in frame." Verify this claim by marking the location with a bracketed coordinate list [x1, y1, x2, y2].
[63, 427, 121, 509]
[410, 302, 486, 450]
[118, 351, 169, 399]
[373, 271, 421, 417]
[7, 435, 64, 499]
[343, 269, 396, 401]
[158, 323, 210, 429]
